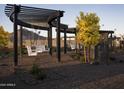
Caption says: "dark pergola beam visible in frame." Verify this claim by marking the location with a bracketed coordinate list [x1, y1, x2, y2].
[10, 18, 49, 30]
[51, 22, 68, 29]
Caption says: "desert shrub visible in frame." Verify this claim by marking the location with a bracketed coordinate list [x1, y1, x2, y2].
[80, 56, 85, 63]
[74, 54, 80, 60]
[90, 57, 95, 64]
[92, 61, 100, 65]
[109, 56, 116, 61]
[67, 47, 71, 51]
[52, 47, 56, 52]
[0, 47, 13, 57]
[119, 60, 124, 63]
[17, 46, 27, 55]
[30, 64, 46, 80]
[70, 53, 80, 60]
[92, 58, 100, 65]
[21, 47, 27, 54]
[22, 47, 27, 54]
[7, 51, 14, 57]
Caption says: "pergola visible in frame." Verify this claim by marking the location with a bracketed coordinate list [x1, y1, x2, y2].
[5, 4, 68, 66]
[59, 28, 114, 52]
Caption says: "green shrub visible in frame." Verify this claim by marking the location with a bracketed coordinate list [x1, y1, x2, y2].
[0, 47, 13, 57]
[22, 47, 27, 54]
[92, 61, 100, 65]
[80, 56, 85, 63]
[35, 70, 46, 80]
[70, 53, 80, 60]
[74, 54, 80, 60]
[52, 47, 56, 52]
[18, 47, 27, 55]
[30, 64, 46, 80]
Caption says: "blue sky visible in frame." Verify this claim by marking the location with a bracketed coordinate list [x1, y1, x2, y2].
[0, 4, 124, 37]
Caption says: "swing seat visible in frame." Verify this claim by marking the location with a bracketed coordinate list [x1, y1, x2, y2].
[70, 44, 76, 50]
[26, 46, 37, 56]
[36, 45, 49, 53]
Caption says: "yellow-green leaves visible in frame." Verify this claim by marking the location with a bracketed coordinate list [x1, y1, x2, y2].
[76, 12, 100, 47]
[76, 12, 100, 64]
[0, 26, 9, 48]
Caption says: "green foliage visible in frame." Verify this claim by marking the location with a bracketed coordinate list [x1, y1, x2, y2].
[76, 12, 100, 64]
[76, 12, 100, 46]
[0, 26, 9, 48]
[70, 53, 80, 60]
[80, 56, 85, 63]
[18, 46, 27, 55]
[74, 54, 80, 60]
[30, 64, 46, 80]
[22, 47, 27, 54]
[0, 48, 13, 57]
[70, 53, 86, 63]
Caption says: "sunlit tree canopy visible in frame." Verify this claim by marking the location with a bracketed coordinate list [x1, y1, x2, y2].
[76, 12, 100, 47]
[0, 26, 9, 48]
[76, 12, 100, 64]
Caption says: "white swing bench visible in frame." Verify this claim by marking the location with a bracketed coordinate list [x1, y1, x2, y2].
[26, 45, 49, 56]
[36, 45, 49, 53]
[70, 44, 76, 50]
[70, 44, 83, 50]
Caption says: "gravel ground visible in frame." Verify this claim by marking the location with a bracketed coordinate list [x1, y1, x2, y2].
[0, 52, 124, 89]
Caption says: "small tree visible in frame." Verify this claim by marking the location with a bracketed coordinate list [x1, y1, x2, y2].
[76, 12, 100, 64]
[0, 26, 9, 48]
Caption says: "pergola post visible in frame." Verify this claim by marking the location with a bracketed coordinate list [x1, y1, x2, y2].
[110, 33, 113, 49]
[48, 25, 52, 55]
[20, 26, 23, 54]
[94, 45, 98, 62]
[13, 5, 20, 66]
[56, 13, 61, 62]
[64, 28, 67, 54]
[103, 33, 109, 65]
[19, 26, 23, 64]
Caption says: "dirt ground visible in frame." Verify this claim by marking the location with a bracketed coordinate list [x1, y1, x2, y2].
[0, 52, 124, 89]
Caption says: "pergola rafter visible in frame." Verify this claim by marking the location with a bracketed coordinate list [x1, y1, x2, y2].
[5, 4, 67, 30]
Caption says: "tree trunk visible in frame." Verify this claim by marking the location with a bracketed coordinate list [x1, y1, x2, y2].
[86, 47, 89, 63]
[90, 45, 95, 64]
[89, 45, 91, 64]
[84, 46, 86, 63]
[92, 46, 95, 63]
